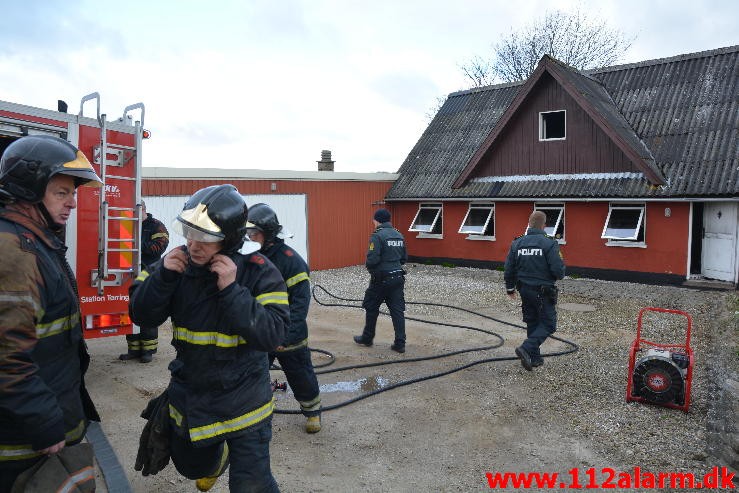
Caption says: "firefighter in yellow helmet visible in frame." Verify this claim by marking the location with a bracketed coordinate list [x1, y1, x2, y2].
[129, 184, 288, 492]
[0, 135, 102, 491]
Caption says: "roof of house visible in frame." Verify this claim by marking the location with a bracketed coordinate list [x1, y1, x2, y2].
[387, 45, 739, 200]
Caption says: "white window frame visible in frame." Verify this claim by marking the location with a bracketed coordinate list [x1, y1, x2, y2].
[459, 202, 495, 240]
[409, 202, 443, 237]
[539, 110, 566, 141]
[601, 203, 646, 247]
[534, 202, 565, 242]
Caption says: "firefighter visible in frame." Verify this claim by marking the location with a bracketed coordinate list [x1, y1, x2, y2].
[353, 208, 408, 353]
[119, 200, 169, 363]
[246, 203, 322, 434]
[504, 210, 566, 371]
[0, 135, 102, 491]
[129, 185, 288, 492]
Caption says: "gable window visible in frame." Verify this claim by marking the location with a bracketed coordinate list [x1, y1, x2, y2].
[534, 203, 565, 241]
[602, 203, 646, 246]
[409, 202, 443, 236]
[459, 203, 495, 239]
[539, 110, 566, 140]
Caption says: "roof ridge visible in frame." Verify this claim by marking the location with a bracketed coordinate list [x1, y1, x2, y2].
[587, 45, 739, 75]
[448, 45, 739, 98]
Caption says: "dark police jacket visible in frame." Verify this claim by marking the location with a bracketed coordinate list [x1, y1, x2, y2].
[141, 213, 169, 268]
[366, 222, 407, 274]
[504, 227, 565, 291]
[129, 248, 288, 447]
[0, 208, 99, 463]
[261, 239, 310, 348]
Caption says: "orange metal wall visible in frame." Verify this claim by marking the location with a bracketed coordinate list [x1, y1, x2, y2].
[395, 200, 690, 276]
[143, 178, 394, 270]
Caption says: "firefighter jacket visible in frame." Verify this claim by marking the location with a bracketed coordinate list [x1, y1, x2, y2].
[141, 213, 169, 269]
[129, 248, 289, 447]
[261, 239, 310, 348]
[0, 207, 99, 464]
[504, 227, 566, 291]
[366, 222, 407, 274]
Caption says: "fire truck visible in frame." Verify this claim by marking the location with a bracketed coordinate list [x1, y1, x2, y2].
[0, 92, 145, 339]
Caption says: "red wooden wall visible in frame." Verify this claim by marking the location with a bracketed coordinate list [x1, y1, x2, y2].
[393, 200, 690, 277]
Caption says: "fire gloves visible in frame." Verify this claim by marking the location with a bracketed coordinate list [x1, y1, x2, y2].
[135, 389, 171, 476]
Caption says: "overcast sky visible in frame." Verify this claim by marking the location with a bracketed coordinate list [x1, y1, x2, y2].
[1, 0, 737, 173]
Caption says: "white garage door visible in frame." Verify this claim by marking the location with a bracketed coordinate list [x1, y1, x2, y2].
[143, 194, 308, 263]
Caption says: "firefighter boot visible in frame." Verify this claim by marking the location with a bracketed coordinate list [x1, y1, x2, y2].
[119, 350, 141, 361]
[139, 351, 153, 364]
[305, 415, 321, 434]
[195, 476, 219, 492]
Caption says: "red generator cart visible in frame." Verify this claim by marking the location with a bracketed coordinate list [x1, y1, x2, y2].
[626, 307, 694, 412]
[0, 93, 146, 338]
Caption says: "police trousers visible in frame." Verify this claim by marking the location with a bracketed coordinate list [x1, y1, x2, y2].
[170, 418, 279, 493]
[361, 272, 406, 345]
[518, 283, 558, 359]
[269, 346, 321, 417]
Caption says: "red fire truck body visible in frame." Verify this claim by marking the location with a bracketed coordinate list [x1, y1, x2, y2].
[0, 93, 145, 338]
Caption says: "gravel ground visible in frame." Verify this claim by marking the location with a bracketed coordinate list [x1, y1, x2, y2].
[87, 263, 738, 492]
[312, 264, 738, 476]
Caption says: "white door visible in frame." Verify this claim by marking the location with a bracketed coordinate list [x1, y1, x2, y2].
[702, 202, 737, 282]
[144, 194, 308, 263]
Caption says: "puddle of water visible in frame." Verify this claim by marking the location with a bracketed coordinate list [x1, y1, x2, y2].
[319, 375, 389, 393]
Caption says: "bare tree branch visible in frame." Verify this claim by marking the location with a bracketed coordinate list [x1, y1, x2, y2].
[459, 7, 634, 87]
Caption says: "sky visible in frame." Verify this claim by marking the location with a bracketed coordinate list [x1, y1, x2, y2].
[1, 0, 737, 174]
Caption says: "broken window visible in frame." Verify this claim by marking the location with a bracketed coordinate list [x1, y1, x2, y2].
[602, 203, 645, 243]
[459, 203, 495, 237]
[409, 203, 443, 234]
[539, 110, 566, 140]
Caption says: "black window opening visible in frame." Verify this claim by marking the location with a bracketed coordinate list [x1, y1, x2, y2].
[459, 203, 495, 236]
[539, 110, 566, 140]
[602, 204, 645, 242]
[409, 203, 443, 234]
[535, 204, 565, 239]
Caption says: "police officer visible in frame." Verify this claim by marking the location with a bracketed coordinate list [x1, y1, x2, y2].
[247, 203, 322, 434]
[354, 208, 408, 353]
[129, 185, 288, 492]
[119, 200, 169, 363]
[504, 210, 566, 371]
[0, 135, 101, 490]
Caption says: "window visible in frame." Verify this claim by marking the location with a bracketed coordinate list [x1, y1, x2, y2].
[409, 203, 442, 235]
[534, 203, 565, 240]
[459, 203, 495, 238]
[539, 110, 566, 140]
[602, 203, 645, 243]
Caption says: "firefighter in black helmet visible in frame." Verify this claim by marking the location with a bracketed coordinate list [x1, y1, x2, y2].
[0, 135, 102, 491]
[129, 185, 288, 492]
[247, 203, 322, 433]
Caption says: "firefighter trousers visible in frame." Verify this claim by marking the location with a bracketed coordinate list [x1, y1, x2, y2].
[170, 418, 279, 492]
[124, 325, 158, 356]
[269, 346, 321, 417]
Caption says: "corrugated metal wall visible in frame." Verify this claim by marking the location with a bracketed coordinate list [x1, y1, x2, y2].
[143, 178, 394, 270]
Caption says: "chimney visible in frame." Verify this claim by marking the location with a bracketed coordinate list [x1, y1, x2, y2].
[317, 150, 335, 171]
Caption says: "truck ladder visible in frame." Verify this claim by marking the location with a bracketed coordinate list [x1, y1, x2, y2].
[81, 93, 145, 295]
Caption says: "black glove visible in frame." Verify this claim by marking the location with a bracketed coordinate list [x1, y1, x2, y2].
[135, 390, 171, 476]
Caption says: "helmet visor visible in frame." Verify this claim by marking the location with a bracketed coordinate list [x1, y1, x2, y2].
[172, 202, 226, 242]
